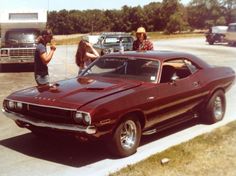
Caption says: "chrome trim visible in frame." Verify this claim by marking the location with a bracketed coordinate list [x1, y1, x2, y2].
[2, 108, 96, 135]
[4, 98, 77, 111]
[146, 91, 209, 114]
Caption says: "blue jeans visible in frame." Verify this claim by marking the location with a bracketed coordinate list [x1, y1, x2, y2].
[35, 74, 49, 85]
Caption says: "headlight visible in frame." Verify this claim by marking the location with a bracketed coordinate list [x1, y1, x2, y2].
[7, 101, 15, 109]
[0, 49, 9, 57]
[74, 111, 91, 126]
[5, 100, 23, 111]
[74, 112, 83, 123]
[83, 114, 91, 125]
[16, 102, 23, 110]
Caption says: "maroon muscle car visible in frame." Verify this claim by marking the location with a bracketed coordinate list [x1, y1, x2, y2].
[2, 51, 235, 157]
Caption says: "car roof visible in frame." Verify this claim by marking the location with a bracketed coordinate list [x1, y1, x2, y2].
[103, 50, 210, 68]
[100, 32, 132, 38]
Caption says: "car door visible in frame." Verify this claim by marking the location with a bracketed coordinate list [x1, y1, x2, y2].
[146, 58, 207, 127]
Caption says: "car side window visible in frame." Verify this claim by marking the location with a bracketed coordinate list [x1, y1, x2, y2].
[160, 59, 199, 83]
[184, 59, 198, 74]
[228, 25, 236, 32]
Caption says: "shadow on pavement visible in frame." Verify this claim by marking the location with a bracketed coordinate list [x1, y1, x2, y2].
[0, 119, 199, 167]
[0, 63, 34, 72]
[0, 132, 109, 167]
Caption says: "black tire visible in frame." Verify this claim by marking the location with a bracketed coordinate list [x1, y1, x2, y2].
[108, 116, 141, 157]
[208, 40, 214, 45]
[202, 90, 226, 124]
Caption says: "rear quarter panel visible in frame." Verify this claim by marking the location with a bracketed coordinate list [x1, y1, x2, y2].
[198, 66, 235, 99]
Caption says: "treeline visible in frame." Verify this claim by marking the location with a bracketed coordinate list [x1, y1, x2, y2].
[47, 0, 236, 35]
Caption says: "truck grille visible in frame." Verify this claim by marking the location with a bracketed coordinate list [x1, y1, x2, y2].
[24, 104, 75, 124]
[9, 48, 35, 57]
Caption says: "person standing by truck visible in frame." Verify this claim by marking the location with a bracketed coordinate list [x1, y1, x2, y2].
[34, 29, 56, 85]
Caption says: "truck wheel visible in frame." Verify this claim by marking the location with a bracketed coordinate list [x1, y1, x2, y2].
[202, 90, 226, 124]
[108, 116, 141, 157]
[208, 40, 214, 45]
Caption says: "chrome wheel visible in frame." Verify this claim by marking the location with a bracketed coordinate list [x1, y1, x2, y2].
[213, 96, 223, 120]
[109, 117, 141, 157]
[203, 90, 226, 124]
[120, 120, 137, 150]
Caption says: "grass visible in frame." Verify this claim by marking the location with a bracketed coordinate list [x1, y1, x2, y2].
[54, 32, 204, 45]
[148, 32, 204, 40]
[110, 121, 236, 176]
[54, 35, 83, 45]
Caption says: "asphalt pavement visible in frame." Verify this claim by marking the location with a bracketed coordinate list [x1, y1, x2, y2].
[0, 37, 235, 176]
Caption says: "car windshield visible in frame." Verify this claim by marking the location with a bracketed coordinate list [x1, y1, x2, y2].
[81, 57, 159, 83]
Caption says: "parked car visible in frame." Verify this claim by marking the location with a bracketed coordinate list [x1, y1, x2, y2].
[93, 32, 134, 55]
[82, 35, 100, 45]
[205, 26, 228, 45]
[2, 51, 235, 157]
[225, 23, 236, 46]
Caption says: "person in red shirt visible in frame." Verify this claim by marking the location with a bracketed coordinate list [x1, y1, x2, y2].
[132, 27, 154, 51]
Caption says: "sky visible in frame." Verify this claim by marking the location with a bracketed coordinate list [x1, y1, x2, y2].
[0, 0, 190, 11]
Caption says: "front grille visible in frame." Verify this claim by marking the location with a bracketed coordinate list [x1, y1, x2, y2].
[24, 104, 75, 124]
[9, 48, 35, 57]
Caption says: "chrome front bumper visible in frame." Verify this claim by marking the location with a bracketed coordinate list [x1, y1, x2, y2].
[2, 108, 96, 134]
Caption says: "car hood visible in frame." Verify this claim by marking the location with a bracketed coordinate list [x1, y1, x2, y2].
[8, 76, 142, 109]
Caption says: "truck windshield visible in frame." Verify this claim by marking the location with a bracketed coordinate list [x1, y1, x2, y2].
[6, 29, 39, 45]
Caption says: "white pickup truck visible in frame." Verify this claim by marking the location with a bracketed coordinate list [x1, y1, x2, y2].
[0, 10, 46, 65]
[205, 26, 228, 45]
[205, 24, 236, 46]
[225, 23, 236, 46]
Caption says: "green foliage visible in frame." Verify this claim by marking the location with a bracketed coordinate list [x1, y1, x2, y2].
[165, 12, 188, 34]
[47, 0, 236, 35]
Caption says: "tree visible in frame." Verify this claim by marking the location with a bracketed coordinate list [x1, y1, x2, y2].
[165, 12, 188, 34]
[161, 0, 189, 33]
[144, 2, 163, 31]
[220, 0, 236, 24]
[104, 10, 123, 31]
[187, 0, 226, 29]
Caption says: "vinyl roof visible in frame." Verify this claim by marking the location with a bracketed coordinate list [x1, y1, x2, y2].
[103, 50, 210, 68]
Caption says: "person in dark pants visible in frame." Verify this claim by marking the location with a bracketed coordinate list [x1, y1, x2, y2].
[34, 29, 56, 85]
